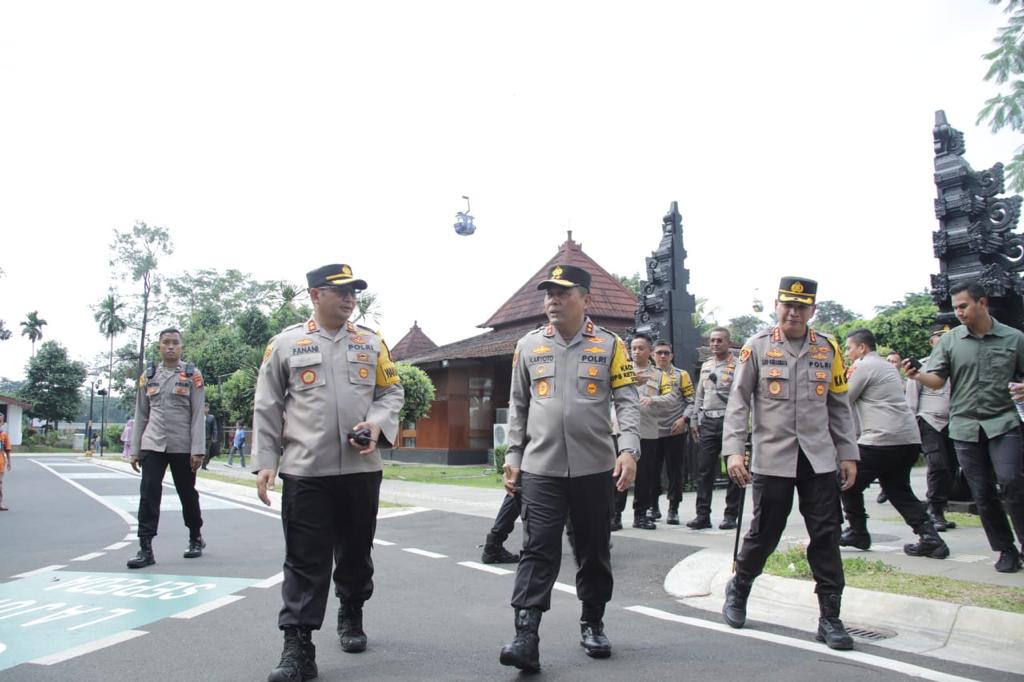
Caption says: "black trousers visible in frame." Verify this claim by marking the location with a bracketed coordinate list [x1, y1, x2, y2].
[919, 419, 956, 509]
[201, 441, 220, 468]
[735, 451, 844, 594]
[954, 427, 1024, 552]
[488, 493, 521, 546]
[841, 444, 932, 533]
[137, 450, 202, 539]
[633, 438, 659, 514]
[278, 471, 381, 629]
[653, 434, 686, 505]
[512, 470, 613, 612]
[694, 417, 743, 519]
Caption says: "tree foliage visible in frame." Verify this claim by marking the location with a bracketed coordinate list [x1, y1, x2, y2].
[830, 291, 938, 360]
[396, 362, 435, 426]
[20, 310, 47, 355]
[979, 0, 1024, 191]
[614, 272, 642, 297]
[727, 314, 765, 346]
[812, 300, 859, 333]
[19, 340, 87, 428]
[692, 297, 718, 337]
[0, 320, 11, 341]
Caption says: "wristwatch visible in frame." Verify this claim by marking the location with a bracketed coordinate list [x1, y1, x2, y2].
[619, 448, 640, 462]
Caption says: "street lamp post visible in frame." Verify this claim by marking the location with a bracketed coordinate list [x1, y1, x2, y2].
[85, 380, 97, 455]
[97, 387, 109, 456]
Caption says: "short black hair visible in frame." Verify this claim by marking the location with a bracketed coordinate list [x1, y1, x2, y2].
[158, 327, 182, 341]
[949, 280, 987, 302]
[653, 339, 672, 350]
[709, 327, 731, 339]
[845, 328, 876, 350]
[631, 332, 654, 347]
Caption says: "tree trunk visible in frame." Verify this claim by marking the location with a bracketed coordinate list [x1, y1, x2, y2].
[135, 274, 151, 401]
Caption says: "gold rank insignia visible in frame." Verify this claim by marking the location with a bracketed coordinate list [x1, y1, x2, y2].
[583, 346, 607, 354]
[589, 336, 606, 343]
[537, 380, 550, 397]
[816, 384, 826, 396]
[588, 367, 599, 377]
[346, 321, 356, 332]
[341, 264, 353, 277]
[358, 367, 369, 379]
[296, 338, 314, 347]
[584, 320, 594, 335]
[357, 352, 369, 362]
[307, 320, 318, 333]
[739, 347, 752, 363]
[768, 368, 782, 378]
[809, 329, 818, 344]
[586, 382, 597, 395]
[262, 344, 273, 364]
[766, 348, 784, 358]
[544, 325, 555, 337]
[533, 345, 551, 354]
[301, 370, 317, 385]
[768, 381, 782, 395]
[351, 335, 367, 344]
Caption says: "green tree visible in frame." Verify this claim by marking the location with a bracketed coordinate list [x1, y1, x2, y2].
[692, 297, 718, 337]
[269, 285, 312, 334]
[353, 292, 384, 327]
[727, 314, 765, 346]
[614, 272, 642, 297]
[812, 300, 858, 333]
[235, 307, 272, 347]
[110, 221, 174, 396]
[94, 291, 129, 454]
[870, 295, 939, 361]
[396, 363, 435, 426]
[19, 340, 87, 429]
[0, 320, 11, 341]
[20, 310, 47, 356]
[979, 0, 1024, 191]
[164, 269, 294, 327]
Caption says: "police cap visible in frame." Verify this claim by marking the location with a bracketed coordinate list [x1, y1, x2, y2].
[778, 276, 817, 305]
[537, 264, 592, 291]
[306, 264, 367, 291]
[930, 323, 952, 337]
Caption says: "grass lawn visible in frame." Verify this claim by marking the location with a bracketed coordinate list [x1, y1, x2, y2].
[197, 470, 402, 507]
[765, 546, 1024, 614]
[381, 462, 505, 489]
[882, 512, 983, 528]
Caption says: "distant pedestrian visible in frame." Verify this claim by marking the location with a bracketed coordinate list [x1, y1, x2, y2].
[202, 405, 220, 470]
[121, 418, 135, 461]
[227, 421, 245, 467]
[0, 413, 11, 511]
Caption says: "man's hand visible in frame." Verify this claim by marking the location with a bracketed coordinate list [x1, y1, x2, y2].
[670, 416, 688, 436]
[190, 454, 203, 473]
[726, 454, 751, 487]
[349, 421, 382, 456]
[635, 373, 650, 386]
[130, 456, 140, 473]
[902, 358, 920, 380]
[1010, 382, 1024, 402]
[639, 396, 653, 407]
[256, 468, 277, 506]
[838, 460, 857, 491]
[502, 464, 521, 495]
[690, 423, 700, 441]
[613, 453, 637, 492]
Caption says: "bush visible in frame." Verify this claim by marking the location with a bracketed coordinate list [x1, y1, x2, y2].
[493, 443, 509, 471]
[105, 424, 125, 449]
[395, 363, 436, 425]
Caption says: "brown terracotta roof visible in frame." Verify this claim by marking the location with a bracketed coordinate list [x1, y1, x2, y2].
[480, 235, 638, 330]
[390, 321, 439, 361]
[0, 394, 31, 409]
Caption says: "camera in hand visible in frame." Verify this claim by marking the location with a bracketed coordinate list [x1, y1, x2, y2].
[347, 427, 373, 447]
[906, 357, 922, 371]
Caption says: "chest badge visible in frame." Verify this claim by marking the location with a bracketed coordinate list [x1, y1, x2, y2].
[301, 370, 317, 385]
[537, 379, 550, 397]
[766, 348, 784, 359]
[815, 370, 828, 381]
[767, 368, 782, 378]
[588, 367, 599, 377]
[357, 352, 370, 362]
[351, 334, 368, 344]
[358, 367, 370, 379]
[768, 381, 782, 395]
[586, 382, 597, 395]
[533, 345, 551, 354]
[816, 383, 826, 396]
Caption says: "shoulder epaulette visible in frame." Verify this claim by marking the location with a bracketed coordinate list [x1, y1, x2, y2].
[281, 322, 303, 332]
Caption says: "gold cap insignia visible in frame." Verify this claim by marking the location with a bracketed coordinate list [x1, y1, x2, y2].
[551, 266, 563, 279]
[341, 265, 352, 277]
[791, 281, 804, 294]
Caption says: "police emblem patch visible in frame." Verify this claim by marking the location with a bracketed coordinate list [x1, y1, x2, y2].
[766, 348, 784, 358]
[301, 370, 317, 385]
[551, 266, 563, 279]
[192, 374, 204, 388]
[358, 367, 369, 379]
[262, 344, 273, 363]
[739, 347, 752, 363]
[586, 382, 597, 395]
[815, 384, 826, 396]
[537, 380, 549, 397]
[768, 381, 782, 395]
[588, 367, 599, 377]
[768, 368, 782, 378]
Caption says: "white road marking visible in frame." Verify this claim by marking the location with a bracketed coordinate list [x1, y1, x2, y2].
[122, 533, 137, 541]
[402, 548, 447, 559]
[373, 539, 395, 546]
[869, 545, 901, 553]
[10, 565, 67, 579]
[67, 608, 135, 631]
[70, 552, 106, 562]
[552, 582, 577, 595]
[947, 554, 989, 564]
[30, 630, 148, 665]
[31, 460, 138, 525]
[170, 595, 246, 619]
[458, 561, 513, 576]
[377, 507, 431, 519]
[250, 572, 285, 589]
[103, 542, 132, 551]
[625, 606, 978, 682]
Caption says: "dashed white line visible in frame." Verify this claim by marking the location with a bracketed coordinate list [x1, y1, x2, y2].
[123, 533, 137, 541]
[402, 548, 448, 559]
[170, 595, 246, 619]
[11, 564, 67, 579]
[30, 630, 148, 665]
[70, 552, 106, 562]
[552, 582, 577, 595]
[458, 561, 513, 576]
[625, 606, 978, 682]
[103, 542, 132, 551]
[948, 554, 990, 564]
[250, 572, 285, 589]
[373, 539, 395, 546]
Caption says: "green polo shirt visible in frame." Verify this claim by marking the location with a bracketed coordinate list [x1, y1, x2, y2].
[926, 317, 1024, 442]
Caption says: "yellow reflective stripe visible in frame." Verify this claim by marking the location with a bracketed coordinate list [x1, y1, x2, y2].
[680, 370, 695, 398]
[609, 336, 636, 389]
[376, 339, 401, 387]
[826, 336, 848, 394]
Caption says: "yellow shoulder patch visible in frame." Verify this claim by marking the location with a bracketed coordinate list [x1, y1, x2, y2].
[825, 336, 848, 394]
[739, 346, 752, 363]
[609, 336, 636, 389]
[262, 343, 273, 365]
[376, 339, 401, 387]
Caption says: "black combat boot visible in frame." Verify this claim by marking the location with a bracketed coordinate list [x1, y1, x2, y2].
[686, 514, 711, 530]
[610, 512, 623, 532]
[499, 607, 541, 672]
[632, 512, 656, 530]
[268, 626, 316, 682]
[839, 516, 871, 551]
[481, 543, 520, 564]
[929, 504, 956, 531]
[666, 504, 680, 525]
[722, 576, 752, 628]
[647, 498, 662, 520]
[719, 516, 738, 530]
[815, 593, 854, 650]
[337, 602, 367, 653]
[995, 548, 1022, 573]
[126, 537, 155, 569]
[904, 526, 949, 559]
[579, 603, 611, 658]
[183, 535, 205, 559]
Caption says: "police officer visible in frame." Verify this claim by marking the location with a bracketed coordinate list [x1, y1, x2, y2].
[630, 333, 660, 529]
[687, 327, 744, 530]
[644, 339, 695, 525]
[253, 264, 404, 682]
[500, 264, 640, 672]
[720, 277, 859, 650]
[127, 327, 207, 569]
[201, 403, 219, 470]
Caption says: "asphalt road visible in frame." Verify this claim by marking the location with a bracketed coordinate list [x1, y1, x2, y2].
[0, 456, 1014, 682]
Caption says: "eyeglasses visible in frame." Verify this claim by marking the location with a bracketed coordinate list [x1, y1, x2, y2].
[654, 350, 672, 356]
[318, 286, 359, 299]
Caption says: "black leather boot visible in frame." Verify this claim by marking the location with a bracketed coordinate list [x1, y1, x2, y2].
[579, 603, 611, 658]
[686, 515, 711, 530]
[648, 498, 662, 520]
[722, 576, 752, 628]
[610, 512, 623, 532]
[815, 593, 854, 650]
[337, 602, 367, 653]
[904, 528, 949, 559]
[127, 537, 155, 569]
[839, 516, 871, 550]
[499, 607, 541, 672]
[183, 535, 205, 559]
[481, 544, 520, 564]
[632, 512, 656, 530]
[666, 504, 680, 525]
[929, 504, 956, 531]
[268, 626, 316, 682]
[719, 517, 738, 530]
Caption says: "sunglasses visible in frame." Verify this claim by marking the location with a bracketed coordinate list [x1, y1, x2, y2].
[654, 350, 672, 356]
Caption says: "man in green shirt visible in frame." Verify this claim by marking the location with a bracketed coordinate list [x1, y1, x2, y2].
[906, 281, 1024, 573]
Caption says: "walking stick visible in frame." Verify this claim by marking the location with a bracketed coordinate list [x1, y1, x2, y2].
[731, 434, 752, 573]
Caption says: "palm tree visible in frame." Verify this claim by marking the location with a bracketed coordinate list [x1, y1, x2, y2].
[20, 311, 47, 356]
[94, 292, 128, 455]
[0, 320, 11, 341]
[353, 292, 383, 326]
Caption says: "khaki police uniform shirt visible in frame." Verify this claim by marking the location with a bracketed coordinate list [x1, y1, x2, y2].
[252, 318, 405, 477]
[649, 365, 695, 437]
[635, 363, 661, 440]
[692, 353, 737, 424]
[722, 327, 858, 477]
[132, 363, 206, 458]
[505, 317, 641, 477]
[847, 351, 921, 446]
[905, 355, 950, 432]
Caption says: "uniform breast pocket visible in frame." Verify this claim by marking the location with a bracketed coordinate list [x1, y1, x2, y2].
[760, 366, 790, 400]
[289, 353, 326, 391]
[347, 350, 377, 385]
[531, 375, 555, 400]
[577, 363, 608, 400]
[809, 367, 831, 402]
[985, 347, 1017, 379]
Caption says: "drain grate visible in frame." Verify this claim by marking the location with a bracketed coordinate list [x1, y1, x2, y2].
[845, 625, 896, 641]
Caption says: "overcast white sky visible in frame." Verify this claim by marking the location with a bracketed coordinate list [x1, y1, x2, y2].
[1, 1, 1021, 383]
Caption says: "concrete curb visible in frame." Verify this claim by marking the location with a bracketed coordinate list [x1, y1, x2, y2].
[665, 548, 1024, 675]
